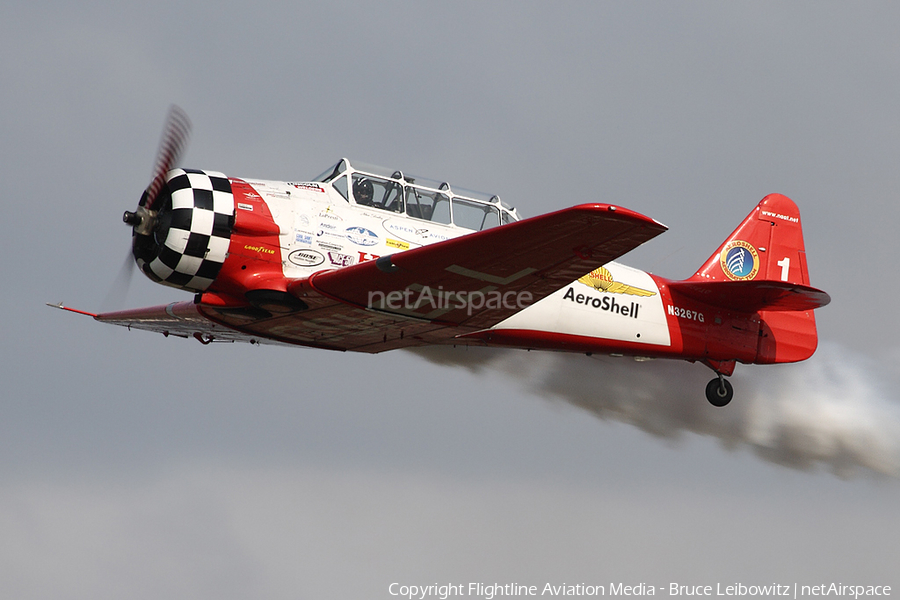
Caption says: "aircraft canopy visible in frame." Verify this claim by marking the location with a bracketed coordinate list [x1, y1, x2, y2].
[313, 158, 519, 231]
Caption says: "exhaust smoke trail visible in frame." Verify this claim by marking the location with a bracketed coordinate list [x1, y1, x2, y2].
[411, 342, 900, 478]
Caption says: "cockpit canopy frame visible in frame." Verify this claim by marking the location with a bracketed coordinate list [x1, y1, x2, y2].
[313, 158, 519, 231]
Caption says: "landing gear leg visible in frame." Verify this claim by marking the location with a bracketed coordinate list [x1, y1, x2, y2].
[705, 374, 734, 407]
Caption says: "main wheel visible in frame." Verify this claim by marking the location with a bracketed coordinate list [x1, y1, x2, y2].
[705, 377, 734, 407]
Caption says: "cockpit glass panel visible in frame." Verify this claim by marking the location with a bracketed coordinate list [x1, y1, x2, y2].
[332, 174, 348, 200]
[352, 173, 403, 212]
[405, 186, 451, 224]
[402, 173, 444, 190]
[348, 161, 396, 179]
[451, 185, 495, 204]
[452, 197, 500, 230]
[432, 193, 451, 224]
[312, 159, 347, 182]
[482, 208, 501, 229]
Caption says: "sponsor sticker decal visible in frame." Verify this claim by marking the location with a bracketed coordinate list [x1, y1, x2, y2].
[383, 219, 451, 243]
[288, 249, 325, 267]
[295, 233, 313, 245]
[328, 251, 355, 267]
[346, 226, 379, 246]
[317, 228, 344, 240]
[577, 267, 656, 297]
[244, 244, 276, 255]
[386, 238, 410, 251]
[760, 210, 799, 223]
[237, 202, 254, 211]
[564, 287, 642, 319]
[720, 240, 760, 281]
[291, 182, 325, 193]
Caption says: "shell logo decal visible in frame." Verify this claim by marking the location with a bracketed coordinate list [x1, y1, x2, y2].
[720, 240, 760, 281]
[577, 267, 656, 297]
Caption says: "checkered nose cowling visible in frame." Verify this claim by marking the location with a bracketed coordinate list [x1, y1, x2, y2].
[132, 169, 235, 292]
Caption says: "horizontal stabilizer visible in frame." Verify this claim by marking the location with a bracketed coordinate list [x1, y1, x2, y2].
[670, 280, 831, 312]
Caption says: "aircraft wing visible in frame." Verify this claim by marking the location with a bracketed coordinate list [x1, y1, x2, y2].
[302, 203, 666, 331]
[50, 302, 289, 345]
[78, 203, 666, 352]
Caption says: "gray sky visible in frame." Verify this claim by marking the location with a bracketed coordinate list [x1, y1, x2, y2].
[2, 2, 899, 598]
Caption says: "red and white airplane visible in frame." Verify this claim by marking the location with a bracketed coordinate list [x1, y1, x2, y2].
[54, 107, 830, 406]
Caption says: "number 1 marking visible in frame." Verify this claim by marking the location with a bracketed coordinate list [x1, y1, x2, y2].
[777, 257, 790, 281]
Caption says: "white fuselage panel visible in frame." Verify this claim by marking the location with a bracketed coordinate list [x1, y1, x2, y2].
[492, 262, 671, 346]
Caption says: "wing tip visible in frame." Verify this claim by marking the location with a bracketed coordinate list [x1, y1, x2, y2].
[571, 203, 668, 231]
[46, 302, 99, 318]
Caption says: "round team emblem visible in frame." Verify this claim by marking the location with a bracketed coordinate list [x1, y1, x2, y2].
[720, 240, 760, 281]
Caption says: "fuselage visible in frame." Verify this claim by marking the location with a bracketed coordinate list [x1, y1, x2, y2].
[206, 162, 770, 367]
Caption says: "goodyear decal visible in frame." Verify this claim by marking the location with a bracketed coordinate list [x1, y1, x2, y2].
[244, 244, 276, 255]
[720, 240, 759, 281]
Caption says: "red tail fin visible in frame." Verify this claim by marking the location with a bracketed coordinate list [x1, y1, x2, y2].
[675, 194, 829, 363]
[691, 193, 810, 285]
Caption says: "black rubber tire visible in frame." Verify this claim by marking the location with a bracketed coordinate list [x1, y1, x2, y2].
[705, 378, 734, 407]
